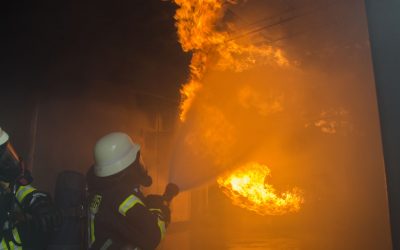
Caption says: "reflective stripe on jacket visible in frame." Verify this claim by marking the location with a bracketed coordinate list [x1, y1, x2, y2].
[0, 224, 22, 250]
[88, 194, 102, 248]
[88, 192, 166, 249]
[86, 166, 166, 250]
[15, 185, 36, 203]
[118, 194, 145, 216]
[118, 195, 166, 240]
[0, 185, 37, 250]
[148, 208, 166, 239]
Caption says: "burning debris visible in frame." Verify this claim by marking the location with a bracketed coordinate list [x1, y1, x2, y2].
[218, 162, 303, 216]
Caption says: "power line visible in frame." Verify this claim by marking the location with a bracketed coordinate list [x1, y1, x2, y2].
[227, 0, 343, 42]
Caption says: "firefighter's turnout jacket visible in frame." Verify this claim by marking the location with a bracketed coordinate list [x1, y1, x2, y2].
[87, 167, 167, 250]
[0, 184, 52, 250]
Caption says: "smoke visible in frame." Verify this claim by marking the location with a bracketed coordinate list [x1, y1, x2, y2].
[169, 0, 292, 190]
[31, 95, 151, 193]
[169, 65, 301, 190]
[167, 0, 391, 248]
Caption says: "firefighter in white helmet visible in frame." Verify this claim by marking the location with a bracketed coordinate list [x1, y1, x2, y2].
[87, 132, 170, 250]
[0, 127, 62, 249]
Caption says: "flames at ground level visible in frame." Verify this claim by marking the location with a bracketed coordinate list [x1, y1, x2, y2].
[217, 162, 304, 216]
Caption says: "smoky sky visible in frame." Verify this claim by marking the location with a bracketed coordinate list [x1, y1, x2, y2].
[0, 0, 190, 99]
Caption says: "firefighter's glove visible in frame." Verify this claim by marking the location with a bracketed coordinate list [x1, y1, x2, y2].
[145, 194, 164, 209]
[151, 204, 171, 227]
[146, 194, 171, 226]
[29, 193, 62, 232]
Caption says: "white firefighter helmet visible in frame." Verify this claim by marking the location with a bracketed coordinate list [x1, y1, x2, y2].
[0, 128, 24, 183]
[0, 128, 9, 146]
[93, 132, 141, 177]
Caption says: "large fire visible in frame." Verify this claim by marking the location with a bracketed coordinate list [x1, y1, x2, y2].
[172, 0, 303, 215]
[173, 0, 289, 121]
[218, 162, 303, 215]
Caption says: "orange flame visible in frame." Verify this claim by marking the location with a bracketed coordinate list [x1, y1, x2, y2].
[173, 0, 289, 121]
[217, 162, 304, 216]
[173, 0, 302, 215]
[174, 0, 224, 121]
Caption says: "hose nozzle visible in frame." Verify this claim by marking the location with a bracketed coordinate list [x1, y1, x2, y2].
[163, 183, 180, 203]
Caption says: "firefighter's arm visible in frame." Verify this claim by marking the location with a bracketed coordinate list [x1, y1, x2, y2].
[117, 194, 169, 249]
[16, 185, 62, 232]
[145, 194, 171, 226]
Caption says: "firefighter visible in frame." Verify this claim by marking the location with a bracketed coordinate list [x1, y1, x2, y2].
[87, 132, 170, 250]
[0, 127, 62, 249]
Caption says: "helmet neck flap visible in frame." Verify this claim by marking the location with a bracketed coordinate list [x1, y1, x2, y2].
[0, 142, 23, 183]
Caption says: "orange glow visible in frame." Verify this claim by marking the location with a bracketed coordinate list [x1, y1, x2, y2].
[217, 162, 304, 216]
[173, 0, 302, 215]
[184, 104, 237, 167]
[179, 80, 202, 122]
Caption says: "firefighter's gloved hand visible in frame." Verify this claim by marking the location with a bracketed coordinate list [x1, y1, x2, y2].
[145, 194, 164, 209]
[29, 193, 63, 232]
[151, 204, 171, 227]
[146, 194, 171, 226]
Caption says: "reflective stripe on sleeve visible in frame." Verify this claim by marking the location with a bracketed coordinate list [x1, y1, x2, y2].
[16, 185, 36, 203]
[118, 194, 145, 216]
[0, 239, 7, 250]
[88, 194, 102, 248]
[7, 241, 15, 250]
[89, 214, 95, 246]
[149, 208, 166, 239]
[12, 229, 22, 249]
[99, 239, 113, 250]
[0, 229, 22, 250]
[157, 218, 166, 239]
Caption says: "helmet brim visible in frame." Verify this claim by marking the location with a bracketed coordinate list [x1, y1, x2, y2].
[94, 143, 140, 177]
[0, 129, 9, 145]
